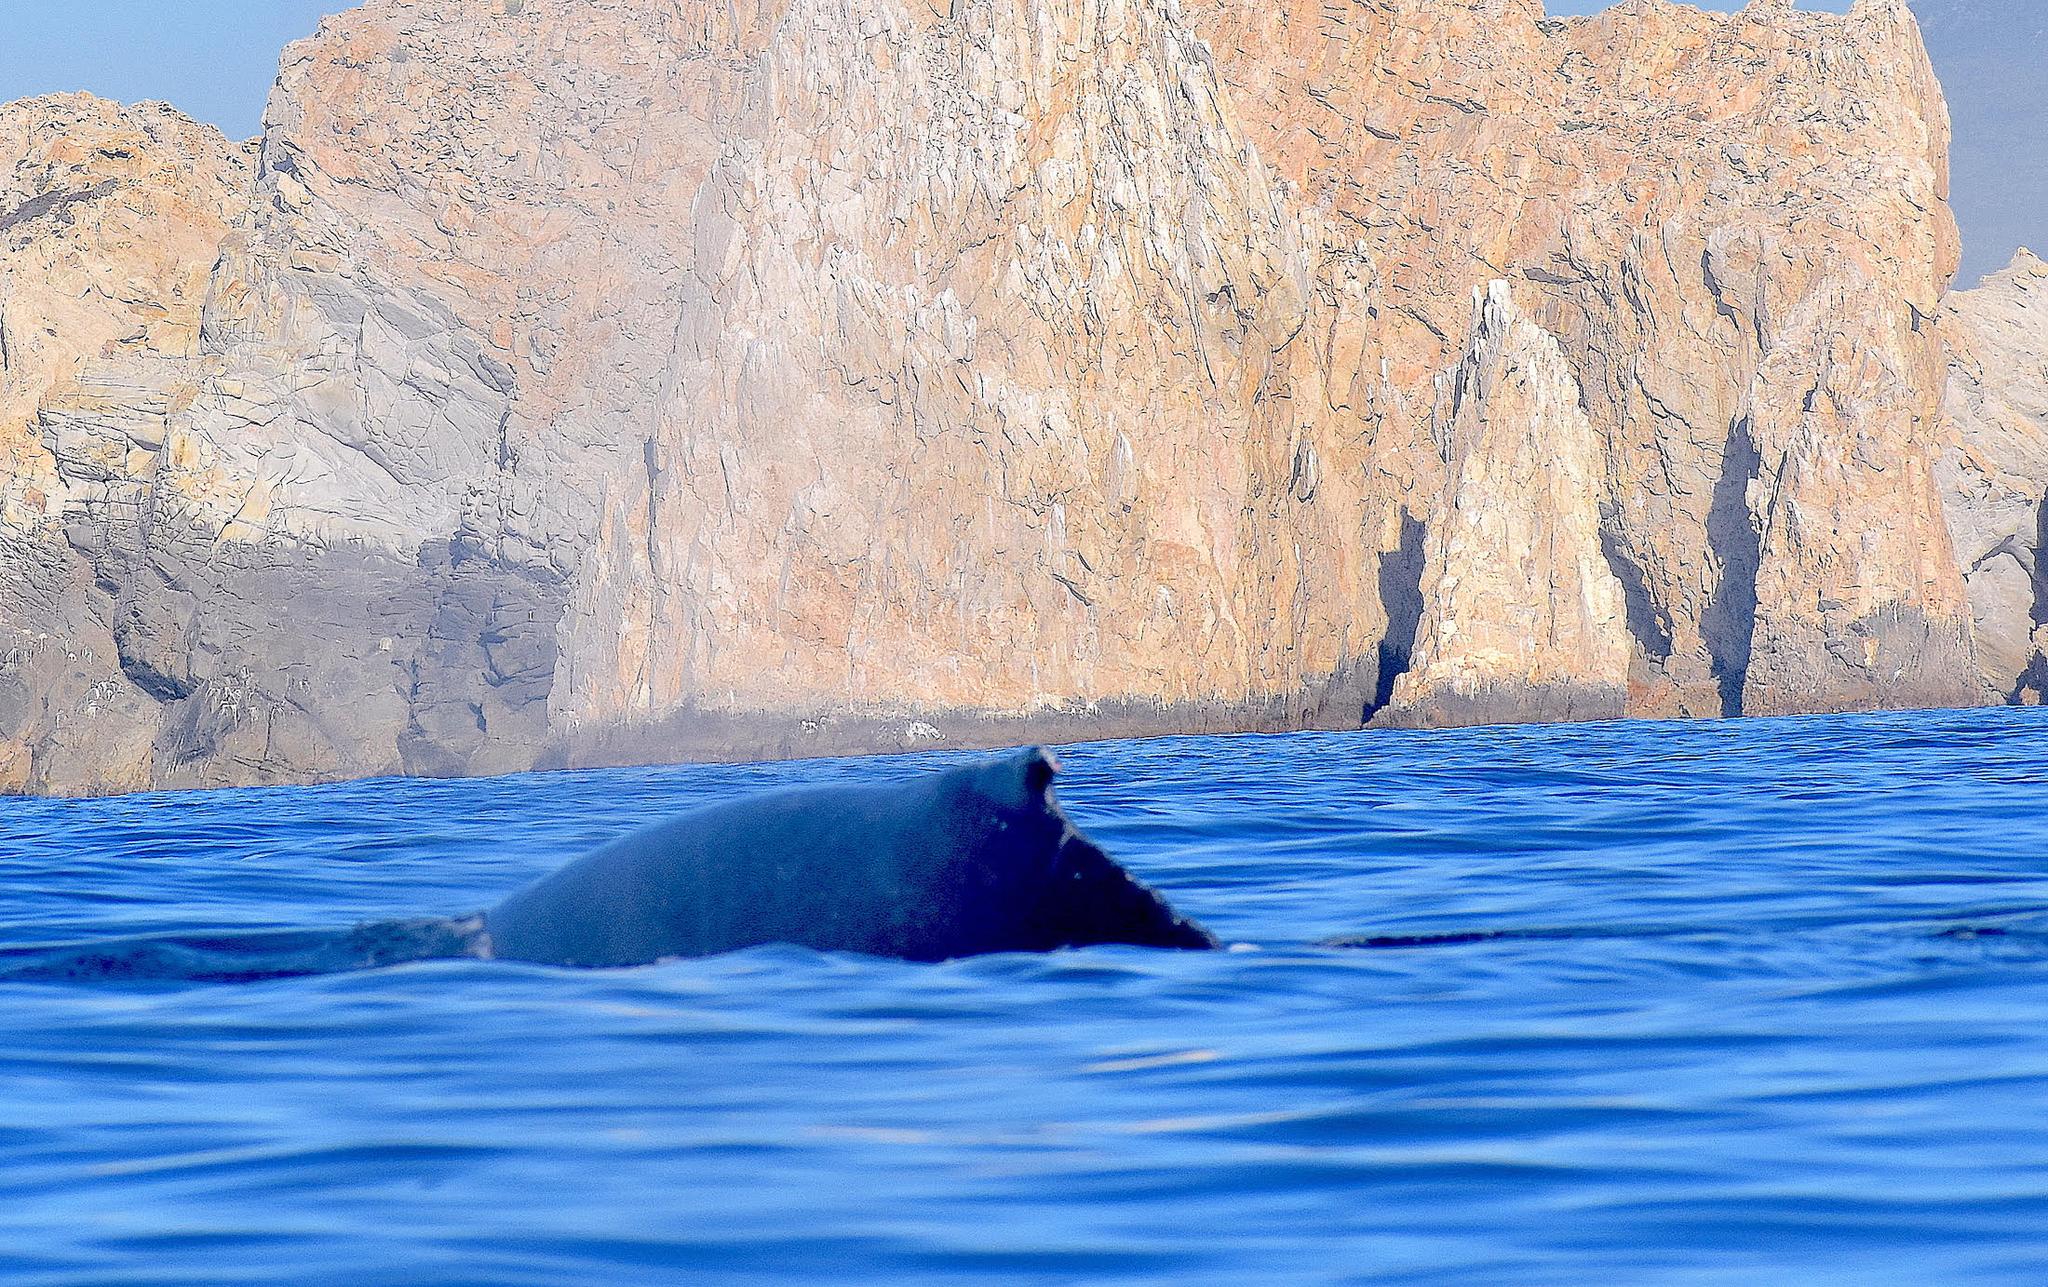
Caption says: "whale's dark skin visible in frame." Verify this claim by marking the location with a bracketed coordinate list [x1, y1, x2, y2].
[0, 748, 1214, 983]
[481, 747, 1218, 966]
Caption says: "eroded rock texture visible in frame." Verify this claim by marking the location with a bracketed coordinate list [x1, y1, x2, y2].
[0, 96, 256, 793]
[1381, 282, 1629, 728]
[0, 0, 2009, 794]
[1941, 250, 2048, 702]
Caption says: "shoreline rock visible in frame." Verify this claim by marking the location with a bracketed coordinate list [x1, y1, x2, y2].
[0, 0, 2032, 796]
[1378, 282, 1632, 730]
[1940, 249, 2048, 703]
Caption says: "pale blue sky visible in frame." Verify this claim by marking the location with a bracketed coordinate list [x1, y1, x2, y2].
[3, 1, 348, 139]
[2, 1, 1855, 139]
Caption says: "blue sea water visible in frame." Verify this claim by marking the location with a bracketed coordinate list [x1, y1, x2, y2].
[5, 708, 2048, 1285]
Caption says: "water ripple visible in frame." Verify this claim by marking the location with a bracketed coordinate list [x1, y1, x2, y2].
[5, 708, 2048, 1281]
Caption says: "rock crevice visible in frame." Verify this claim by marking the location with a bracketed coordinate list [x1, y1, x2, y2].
[1380, 282, 1631, 729]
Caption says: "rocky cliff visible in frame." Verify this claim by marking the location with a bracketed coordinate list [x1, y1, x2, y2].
[0, 0, 2011, 794]
[1941, 249, 2048, 701]
[0, 96, 255, 791]
[1382, 281, 1630, 727]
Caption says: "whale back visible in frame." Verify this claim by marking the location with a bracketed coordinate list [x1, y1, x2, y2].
[482, 748, 1216, 966]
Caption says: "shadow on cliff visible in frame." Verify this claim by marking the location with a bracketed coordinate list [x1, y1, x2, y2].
[2003, 494, 2048, 705]
[1363, 511, 1426, 723]
[1702, 419, 1763, 718]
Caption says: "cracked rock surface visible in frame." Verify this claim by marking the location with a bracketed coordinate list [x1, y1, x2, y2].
[1379, 282, 1631, 729]
[1940, 249, 2048, 703]
[0, 0, 2028, 794]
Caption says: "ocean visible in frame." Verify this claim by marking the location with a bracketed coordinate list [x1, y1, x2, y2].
[5, 707, 2048, 1284]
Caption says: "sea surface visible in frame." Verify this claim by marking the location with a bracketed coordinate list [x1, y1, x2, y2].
[6, 708, 2048, 1284]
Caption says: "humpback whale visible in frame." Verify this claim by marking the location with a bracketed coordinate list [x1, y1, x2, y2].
[484, 746, 1217, 966]
[1, 747, 1214, 982]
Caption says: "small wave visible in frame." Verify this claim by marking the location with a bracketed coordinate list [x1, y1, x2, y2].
[0, 917, 486, 984]
[1321, 925, 1677, 950]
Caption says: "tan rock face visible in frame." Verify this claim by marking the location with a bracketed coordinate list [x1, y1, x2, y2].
[1939, 249, 2048, 701]
[0, 97, 251, 519]
[1382, 282, 1630, 727]
[564, 0, 1371, 737]
[0, 0, 2005, 794]
[1196, 0, 1972, 720]
[0, 96, 253, 793]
